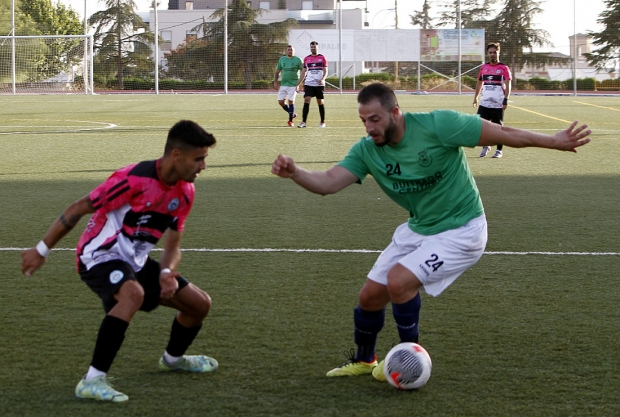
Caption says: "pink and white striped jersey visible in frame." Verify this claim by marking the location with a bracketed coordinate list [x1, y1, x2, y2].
[302, 54, 328, 87]
[76, 159, 194, 272]
[476, 62, 511, 109]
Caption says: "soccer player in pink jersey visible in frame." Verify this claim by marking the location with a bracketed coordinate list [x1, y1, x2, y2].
[473, 42, 512, 158]
[296, 40, 328, 128]
[21, 120, 218, 403]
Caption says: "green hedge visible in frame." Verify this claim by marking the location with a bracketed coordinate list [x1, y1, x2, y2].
[91, 75, 620, 92]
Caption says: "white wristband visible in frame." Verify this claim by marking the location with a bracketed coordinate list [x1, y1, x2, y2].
[160, 268, 171, 276]
[36, 240, 51, 257]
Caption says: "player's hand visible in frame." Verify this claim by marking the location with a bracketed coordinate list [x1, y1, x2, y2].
[554, 121, 591, 152]
[271, 154, 297, 179]
[273, 81, 278, 90]
[21, 248, 46, 277]
[159, 270, 180, 299]
[472, 100, 478, 108]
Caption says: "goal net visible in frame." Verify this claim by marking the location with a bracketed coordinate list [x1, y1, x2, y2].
[0, 35, 93, 94]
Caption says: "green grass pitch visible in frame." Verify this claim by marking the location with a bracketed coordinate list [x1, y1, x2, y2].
[0, 93, 618, 416]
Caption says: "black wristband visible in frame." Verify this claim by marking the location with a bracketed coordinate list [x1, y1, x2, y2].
[503, 98, 508, 105]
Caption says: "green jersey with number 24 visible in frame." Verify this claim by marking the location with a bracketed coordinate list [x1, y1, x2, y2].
[337, 110, 484, 236]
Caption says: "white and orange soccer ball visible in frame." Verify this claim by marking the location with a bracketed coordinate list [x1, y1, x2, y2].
[383, 342, 432, 390]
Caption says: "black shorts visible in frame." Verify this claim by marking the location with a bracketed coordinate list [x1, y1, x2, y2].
[79, 257, 190, 313]
[303, 85, 325, 99]
[477, 106, 504, 125]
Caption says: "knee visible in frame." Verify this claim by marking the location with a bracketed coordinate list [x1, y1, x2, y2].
[386, 265, 421, 300]
[192, 288, 212, 320]
[116, 280, 145, 310]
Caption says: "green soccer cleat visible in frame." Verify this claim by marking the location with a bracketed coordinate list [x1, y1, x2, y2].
[159, 355, 219, 373]
[326, 349, 377, 377]
[372, 359, 387, 382]
[75, 375, 128, 402]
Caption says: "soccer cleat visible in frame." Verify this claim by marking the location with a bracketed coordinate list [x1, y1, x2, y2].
[326, 349, 377, 377]
[492, 150, 503, 158]
[75, 375, 128, 402]
[372, 359, 387, 382]
[319, 122, 326, 128]
[479, 146, 491, 157]
[287, 121, 294, 127]
[159, 355, 218, 373]
[297, 122, 307, 128]
[292, 113, 297, 119]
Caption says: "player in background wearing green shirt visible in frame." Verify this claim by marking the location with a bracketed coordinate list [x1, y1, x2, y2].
[274, 45, 303, 127]
[271, 83, 591, 382]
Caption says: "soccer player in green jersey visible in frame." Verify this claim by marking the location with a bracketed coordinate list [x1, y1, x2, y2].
[274, 45, 303, 127]
[271, 82, 591, 381]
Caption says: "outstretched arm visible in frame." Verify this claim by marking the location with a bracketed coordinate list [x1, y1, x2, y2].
[271, 154, 359, 195]
[478, 119, 591, 153]
[21, 195, 95, 276]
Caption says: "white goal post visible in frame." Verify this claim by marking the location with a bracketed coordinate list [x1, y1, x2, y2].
[0, 34, 94, 95]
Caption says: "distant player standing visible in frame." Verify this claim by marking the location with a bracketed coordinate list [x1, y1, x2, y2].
[21, 120, 218, 402]
[473, 42, 512, 158]
[297, 40, 328, 128]
[274, 45, 303, 127]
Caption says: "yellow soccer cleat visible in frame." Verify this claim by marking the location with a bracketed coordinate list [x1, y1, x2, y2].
[326, 349, 377, 377]
[372, 359, 387, 382]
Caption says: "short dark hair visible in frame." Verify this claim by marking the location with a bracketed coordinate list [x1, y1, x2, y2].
[310, 41, 318, 45]
[164, 120, 216, 155]
[357, 82, 399, 112]
[487, 42, 500, 51]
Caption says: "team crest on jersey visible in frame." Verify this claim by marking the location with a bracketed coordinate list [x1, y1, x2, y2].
[167, 198, 179, 211]
[109, 270, 124, 284]
[418, 151, 432, 167]
[496, 69, 501, 74]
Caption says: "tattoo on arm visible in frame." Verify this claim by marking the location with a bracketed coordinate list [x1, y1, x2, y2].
[59, 213, 82, 230]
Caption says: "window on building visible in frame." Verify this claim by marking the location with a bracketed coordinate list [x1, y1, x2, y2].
[301, 1, 313, 10]
[259, 1, 270, 9]
[160, 30, 172, 51]
[185, 1, 193, 10]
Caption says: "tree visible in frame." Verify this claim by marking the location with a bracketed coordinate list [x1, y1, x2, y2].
[584, 0, 620, 71]
[174, 0, 297, 88]
[19, 0, 82, 35]
[435, 0, 494, 28]
[410, 0, 434, 29]
[482, 0, 557, 73]
[0, 0, 84, 82]
[88, 0, 154, 89]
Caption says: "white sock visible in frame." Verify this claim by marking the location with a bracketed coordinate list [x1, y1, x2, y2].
[85, 366, 106, 380]
[163, 351, 182, 364]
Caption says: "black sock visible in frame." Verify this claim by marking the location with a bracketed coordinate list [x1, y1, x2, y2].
[281, 104, 289, 113]
[392, 293, 421, 343]
[354, 306, 385, 362]
[318, 104, 325, 123]
[90, 315, 129, 373]
[165, 316, 202, 357]
[302, 103, 310, 122]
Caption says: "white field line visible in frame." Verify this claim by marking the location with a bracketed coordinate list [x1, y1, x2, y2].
[1, 247, 619, 255]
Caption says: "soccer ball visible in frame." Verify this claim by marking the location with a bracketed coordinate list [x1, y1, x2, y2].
[383, 342, 432, 390]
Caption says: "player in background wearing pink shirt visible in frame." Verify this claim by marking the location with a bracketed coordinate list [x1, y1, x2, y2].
[21, 120, 218, 403]
[297, 40, 328, 128]
[473, 42, 512, 158]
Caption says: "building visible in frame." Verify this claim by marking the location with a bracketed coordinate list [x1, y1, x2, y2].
[149, 0, 365, 74]
[514, 34, 615, 82]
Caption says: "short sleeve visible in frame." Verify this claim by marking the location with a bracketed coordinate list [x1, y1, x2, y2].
[431, 110, 482, 148]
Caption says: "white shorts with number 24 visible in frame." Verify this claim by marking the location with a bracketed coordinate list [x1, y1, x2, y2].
[368, 215, 487, 297]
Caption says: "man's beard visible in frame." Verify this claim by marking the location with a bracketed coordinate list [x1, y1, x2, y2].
[375, 118, 397, 147]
